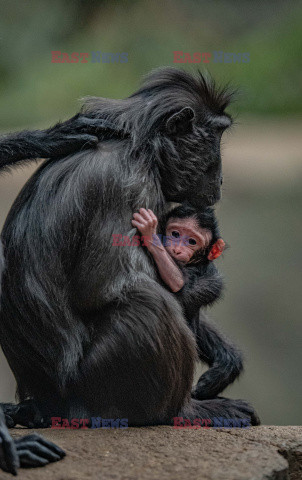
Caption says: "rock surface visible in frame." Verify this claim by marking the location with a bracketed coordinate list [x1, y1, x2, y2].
[2, 426, 301, 479]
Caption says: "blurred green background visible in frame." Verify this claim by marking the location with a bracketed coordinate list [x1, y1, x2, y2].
[0, 0, 301, 425]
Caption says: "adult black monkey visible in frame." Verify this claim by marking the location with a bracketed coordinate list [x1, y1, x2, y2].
[0, 67, 259, 428]
[0, 115, 124, 473]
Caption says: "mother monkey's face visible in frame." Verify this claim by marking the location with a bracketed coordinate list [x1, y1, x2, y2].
[160, 105, 232, 208]
[137, 70, 235, 208]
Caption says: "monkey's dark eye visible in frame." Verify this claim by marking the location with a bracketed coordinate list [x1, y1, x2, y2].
[188, 238, 197, 245]
[171, 231, 180, 238]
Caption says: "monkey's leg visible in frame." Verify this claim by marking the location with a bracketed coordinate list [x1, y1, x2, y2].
[1, 401, 50, 429]
[73, 283, 197, 425]
[179, 397, 260, 426]
[191, 312, 243, 400]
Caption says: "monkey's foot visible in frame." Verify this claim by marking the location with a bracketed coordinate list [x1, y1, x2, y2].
[15, 433, 65, 468]
[191, 381, 226, 400]
[2, 401, 50, 429]
[181, 397, 261, 426]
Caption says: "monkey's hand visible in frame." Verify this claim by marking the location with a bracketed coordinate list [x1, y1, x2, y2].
[14, 433, 65, 469]
[0, 425, 65, 475]
[0, 114, 127, 172]
[0, 416, 19, 475]
[131, 208, 159, 248]
[43, 114, 126, 158]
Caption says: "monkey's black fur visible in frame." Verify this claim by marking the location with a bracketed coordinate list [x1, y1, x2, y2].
[164, 203, 244, 400]
[1, 246, 65, 474]
[0, 115, 121, 473]
[0, 67, 259, 428]
[0, 113, 126, 174]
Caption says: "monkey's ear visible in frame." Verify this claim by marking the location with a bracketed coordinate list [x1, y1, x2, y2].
[166, 107, 195, 136]
[208, 238, 225, 261]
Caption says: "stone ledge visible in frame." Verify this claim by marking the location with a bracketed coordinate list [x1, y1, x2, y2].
[3, 426, 301, 479]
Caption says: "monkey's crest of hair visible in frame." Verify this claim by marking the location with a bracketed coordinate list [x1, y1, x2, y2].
[82, 67, 235, 147]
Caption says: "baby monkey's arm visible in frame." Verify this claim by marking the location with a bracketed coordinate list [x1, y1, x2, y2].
[131, 208, 184, 292]
[175, 263, 224, 314]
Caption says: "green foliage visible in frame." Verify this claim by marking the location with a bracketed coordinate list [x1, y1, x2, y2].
[0, 0, 301, 128]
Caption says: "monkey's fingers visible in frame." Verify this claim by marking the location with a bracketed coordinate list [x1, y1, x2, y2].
[132, 213, 146, 225]
[17, 450, 49, 468]
[15, 433, 65, 459]
[47, 114, 125, 137]
[139, 208, 154, 224]
[0, 426, 19, 475]
[77, 116, 124, 136]
[147, 209, 158, 223]
[16, 434, 65, 468]
[64, 134, 99, 151]
[42, 133, 99, 158]
[17, 443, 60, 464]
[131, 219, 145, 231]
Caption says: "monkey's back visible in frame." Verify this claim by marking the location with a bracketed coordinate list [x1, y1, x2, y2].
[0, 140, 161, 395]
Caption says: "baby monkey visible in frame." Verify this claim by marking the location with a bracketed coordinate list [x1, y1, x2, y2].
[131, 203, 225, 296]
[132, 203, 244, 401]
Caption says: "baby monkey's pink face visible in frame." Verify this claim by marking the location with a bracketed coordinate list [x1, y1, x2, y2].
[165, 217, 212, 264]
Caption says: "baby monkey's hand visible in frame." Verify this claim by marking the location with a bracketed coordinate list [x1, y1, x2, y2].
[131, 208, 158, 246]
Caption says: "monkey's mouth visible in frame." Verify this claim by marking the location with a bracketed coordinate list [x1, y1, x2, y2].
[189, 194, 217, 208]
[166, 187, 220, 207]
[193, 186, 222, 207]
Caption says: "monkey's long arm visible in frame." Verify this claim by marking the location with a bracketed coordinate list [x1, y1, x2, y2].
[132, 209, 184, 292]
[174, 262, 223, 316]
[0, 114, 125, 172]
[174, 263, 244, 400]
[191, 312, 244, 400]
[147, 239, 185, 292]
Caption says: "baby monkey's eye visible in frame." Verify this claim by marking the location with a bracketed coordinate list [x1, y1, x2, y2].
[188, 238, 197, 245]
[171, 231, 180, 238]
